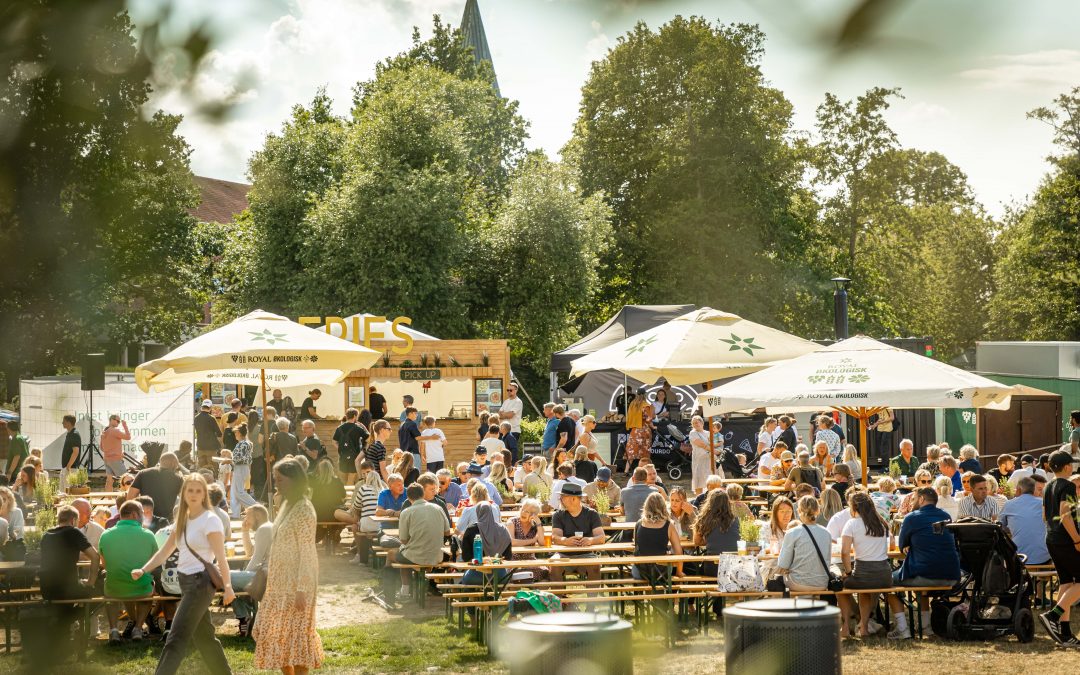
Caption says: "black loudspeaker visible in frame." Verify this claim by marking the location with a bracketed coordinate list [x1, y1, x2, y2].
[81, 353, 105, 391]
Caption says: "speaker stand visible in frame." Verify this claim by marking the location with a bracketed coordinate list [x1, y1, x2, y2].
[79, 389, 100, 473]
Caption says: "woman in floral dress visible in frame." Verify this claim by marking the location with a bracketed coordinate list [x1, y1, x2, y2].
[623, 388, 654, 474]
[254, 458, 323, 674]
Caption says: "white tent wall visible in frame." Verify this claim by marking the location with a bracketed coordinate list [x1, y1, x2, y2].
[21, 376, 194, 470]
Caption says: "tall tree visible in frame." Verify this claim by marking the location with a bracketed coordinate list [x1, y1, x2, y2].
[476, 153, 612, 376]
[0, 1, 202, 393]
[569, 18, 818, 331]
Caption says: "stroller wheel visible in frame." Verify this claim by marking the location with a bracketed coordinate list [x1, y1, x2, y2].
[1013, 607, 1035, 643]
[668, 465, 683, 481]
[946, 606, 966, 641]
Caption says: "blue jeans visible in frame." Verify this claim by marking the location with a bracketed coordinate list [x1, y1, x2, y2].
[155, 571, 231, 675]
[230, 571, 256, 620]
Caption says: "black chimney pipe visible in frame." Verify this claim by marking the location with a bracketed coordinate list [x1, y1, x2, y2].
[832, 277, 850, 340]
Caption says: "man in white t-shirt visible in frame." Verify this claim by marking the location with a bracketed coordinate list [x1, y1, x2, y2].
[549, 462, 587, 509]
[569, 409, 584, 440]
[757, 442, 784, 480]
[479, 425, 506, 456]
[419, 416, 447, 472]
[498, 383, 524, 441]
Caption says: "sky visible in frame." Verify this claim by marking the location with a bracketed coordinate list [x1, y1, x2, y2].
[140, 0, 1080, 218]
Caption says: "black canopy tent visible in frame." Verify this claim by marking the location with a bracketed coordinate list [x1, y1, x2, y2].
[549, 304, 696, 414]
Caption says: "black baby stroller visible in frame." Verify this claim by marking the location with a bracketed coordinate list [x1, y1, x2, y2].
[930, 517, 1036, 642]
[649, 423, 691, 480]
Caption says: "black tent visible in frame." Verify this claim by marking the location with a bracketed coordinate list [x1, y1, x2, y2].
[550, 304, 695, 372]
[549, 305, 697, 414]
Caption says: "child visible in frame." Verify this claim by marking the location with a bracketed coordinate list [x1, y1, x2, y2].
[218, 448, 233, 494]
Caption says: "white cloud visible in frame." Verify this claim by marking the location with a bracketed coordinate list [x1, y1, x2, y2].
[960, 50, 1080, 89]
[148, 0, 464, 182]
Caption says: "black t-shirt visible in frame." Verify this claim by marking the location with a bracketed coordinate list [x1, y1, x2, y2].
[40, 525, 90, 599]
[398, 419, 421, 453]
[368, 393, 387, 419]
[575, 460, 598, 484]
[267, 398, 284, 415]
[777, 427, 797, 452]
[552, 506, 603, 540]
[132, 466, 184, 519]
[299, 397, 317, 421]
[1044, 477, 1079, 546]
[333, 422, 368, 461]
[556, 416, 577, 450]
[302, 435, 325, 460]
[987, 468, 1011, 483]
[62, 429, 82, 467]
[270, 431, 298, 459]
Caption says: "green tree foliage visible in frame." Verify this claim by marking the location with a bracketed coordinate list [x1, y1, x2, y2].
[570, 18, 819, 331]
[0, 1, 202, 392]
[476, 153, 613, 372]
[811, 89, 993, 357]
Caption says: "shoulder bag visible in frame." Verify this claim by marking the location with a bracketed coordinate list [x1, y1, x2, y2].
[183, 528, 224, 591]
[804, 524, 843, 592]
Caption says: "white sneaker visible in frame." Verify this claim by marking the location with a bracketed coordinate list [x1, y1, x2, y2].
[887, 626, 911, 640]
[399, 585, 410, 598]
[867, 618, 883, 634]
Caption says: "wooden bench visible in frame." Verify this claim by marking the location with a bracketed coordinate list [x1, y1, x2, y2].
[453, 591, 709, 646]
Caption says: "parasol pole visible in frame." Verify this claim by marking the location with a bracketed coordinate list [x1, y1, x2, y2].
[261, 369, 274, 518]
[706, 381, 716, 475]
[858, 408, 869, 486]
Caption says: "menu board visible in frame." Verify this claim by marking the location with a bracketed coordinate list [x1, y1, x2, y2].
[348, 386, 365, 408]
[474, 378, 504, 416]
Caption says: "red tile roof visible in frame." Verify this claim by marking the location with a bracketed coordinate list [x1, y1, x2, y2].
[190, 176, 251, 223]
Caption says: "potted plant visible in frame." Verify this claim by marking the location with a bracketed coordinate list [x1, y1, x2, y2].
[594, 489, 612, 526]
[66, 467, 90, 495]
[25, 503, 56, 566]
[888, 460, 901, 480]
[432, 353, 442, 367]
[537, 485, 552, 514]
[449, 355, 460, 368]
[380, 351, 391, 367]
[497, 481, 517, 505]
[998, 477, 1014, 499]
[740, 517, 763, 555]
[418, 352, 430, 367]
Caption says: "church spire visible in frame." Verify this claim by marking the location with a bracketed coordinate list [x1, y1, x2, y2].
[460, 0, 500, 96]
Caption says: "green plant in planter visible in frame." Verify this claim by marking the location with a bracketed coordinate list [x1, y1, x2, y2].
[380, 351, 391, 367]
[432, 353, 442, 367]
[519, 418, 546, 445]
[537, 484, 551, 507]
[998, 477, 1013, 499]
[34, 477, 59, 508]
[524, 482, 541, 500]
[594, 489, 610, 516]
[401, 359, 414, 367]
[418, 353, 429, 367]
[481, 351, 490, 367]
[448, 355, 460, 367]
[66, 467, 89, 489]
[888, 460, 901, 480]
[739, 517, 762, 544]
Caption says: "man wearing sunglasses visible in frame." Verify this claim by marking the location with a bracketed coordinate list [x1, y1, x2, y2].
[498, 384, 523, 445]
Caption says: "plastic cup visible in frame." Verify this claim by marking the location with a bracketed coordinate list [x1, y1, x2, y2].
[544, 534, 552, 547]
[737, 540, 747, 555]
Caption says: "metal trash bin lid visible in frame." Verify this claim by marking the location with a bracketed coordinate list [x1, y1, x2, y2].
[728, 598, 838, 618]
[513, 612, 629, 633]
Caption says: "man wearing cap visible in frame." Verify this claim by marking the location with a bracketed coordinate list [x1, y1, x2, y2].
[471, 446, 490, 476]
[193, 400, 222, 470]
[513, 454, 533, 487]
[769, 451, 796, 486]
[584, 467, 621, 509]
[1008, 454, 1047, 489]
[465, 463, 503, 506]
[550, 482, 606, 582]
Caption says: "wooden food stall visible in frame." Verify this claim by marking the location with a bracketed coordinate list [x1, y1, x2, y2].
[308, 338, 512, 467]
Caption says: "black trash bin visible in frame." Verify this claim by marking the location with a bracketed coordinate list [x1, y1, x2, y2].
[724, 598, 841, 675]
[496, 611, 633, 675]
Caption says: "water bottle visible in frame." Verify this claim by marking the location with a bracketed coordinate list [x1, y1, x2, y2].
[472, 537, 484, 564]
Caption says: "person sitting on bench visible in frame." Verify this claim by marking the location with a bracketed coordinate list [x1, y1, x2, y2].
[550, 483, 606, 582]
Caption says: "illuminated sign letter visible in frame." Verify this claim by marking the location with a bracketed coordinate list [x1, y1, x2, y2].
[363, 315, 386, 349]
[391, 316, 414, 355]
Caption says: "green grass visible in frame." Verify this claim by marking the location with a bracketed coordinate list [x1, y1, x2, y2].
[0, 618, 499, 675]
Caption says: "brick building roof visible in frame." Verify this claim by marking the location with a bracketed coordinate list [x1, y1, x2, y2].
[190, 176, 251, 224]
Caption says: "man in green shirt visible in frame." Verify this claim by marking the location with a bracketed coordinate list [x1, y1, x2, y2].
[4, 421, 28, 482]
[890, 439, 919, 479]
[98, 500, 159, 643]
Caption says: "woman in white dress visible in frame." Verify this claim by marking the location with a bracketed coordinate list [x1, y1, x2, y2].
[688, 415, 713, 495]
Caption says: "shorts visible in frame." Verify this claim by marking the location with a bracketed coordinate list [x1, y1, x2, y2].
[105, 459, 126, 478]
[1046, 539, 1080, 584]
[844, 559, 892, 589]
[339, 453, 357, 474]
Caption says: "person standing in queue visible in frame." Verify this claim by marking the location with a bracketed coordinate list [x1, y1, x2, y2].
[100, 414, 132, 493]
[133, 473, 233, 675]
[367, 386, 387, 421]
[194, 400, 223, 472]
[299, 389, 321, 422]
